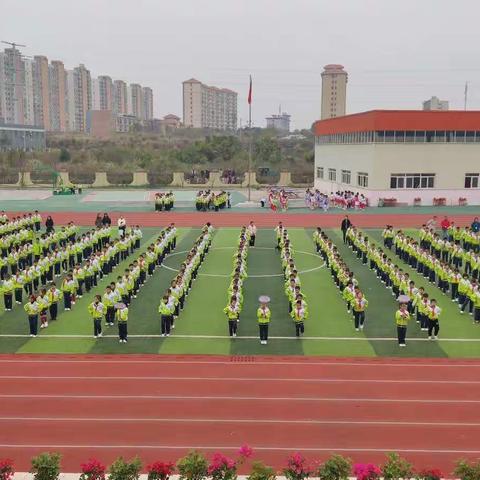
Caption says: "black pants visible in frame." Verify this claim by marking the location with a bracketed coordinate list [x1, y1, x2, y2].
[249, 235, 256, 247]
[295, 322, 304, 337]
[259, 324, 269, 341]
[106, 306, 115, 324]
[161, 315, 171, 335]
[342, 230, 347, 243]
[28, 314, 38, 335]
[353, 311, 365, 329]
[428, 319, 440, 337]
[397, 326, 407, 345]
[94, 319, 102, 337]
[14, 288, 22, 303]
[49, 303, 58, 321]
[64, 292, 72, 309]
[228, 320, 238, 336]
[4, 293, 12, 310]
[118, 322, 128, 340]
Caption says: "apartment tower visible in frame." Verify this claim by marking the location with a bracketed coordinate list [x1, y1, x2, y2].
[321, 64, 348, 119]
[49, 60, 68, 131]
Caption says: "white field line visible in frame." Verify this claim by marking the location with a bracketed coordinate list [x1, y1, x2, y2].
[0, 416, 479, 427]
[0, 375, 479, 385]
[0, 393, 479, 403]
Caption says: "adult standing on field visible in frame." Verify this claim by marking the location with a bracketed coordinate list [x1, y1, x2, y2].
[472, 217, 480, 233]
[257, 296, 271, 345]
[341, 215, 352, 243]
[102, 212, 112, 227]
[248, 221, 257, 247]
[95, 213, 103, 228]
[117, 216, 127, 238]
[440, 216, 451, 240]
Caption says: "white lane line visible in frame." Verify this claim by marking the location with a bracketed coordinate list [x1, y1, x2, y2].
[0, 359, 479, 368]
[0, 375, 479, 385]
[0, 394, 478, 403]
[0, 416, 479, 427]
[0, 444, 479, 454]
[1, 334, 480, 342]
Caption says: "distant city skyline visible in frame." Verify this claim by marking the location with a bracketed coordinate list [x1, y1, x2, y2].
[2, 0, 480, 130]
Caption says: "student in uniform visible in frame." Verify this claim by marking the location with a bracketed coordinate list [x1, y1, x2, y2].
[224, 297, 239, 337]
[47, 283, 61, 321]
[61, 274, 75, 311]
[2, 274, 14, 311]
[352, 291, 368, 331]
[427, 299, 442, 340]
[291, 298, 308, 337]
[395, 302, 410, 347]
[158, 295, 173, 337]
[257, 297, 271, 345]
[88, 295, 105, 338]
[116, 303, 129, 343]
[24, 294, 39, 337]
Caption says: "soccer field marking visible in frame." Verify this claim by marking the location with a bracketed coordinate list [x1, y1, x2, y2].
[0, 393, 478, 403]
[0, 333, 479, 342]
[1, 375, 479, 385]
[0, 444, 479, 455]
[0, 416, 479, 427]
[160, 246, 325, 277]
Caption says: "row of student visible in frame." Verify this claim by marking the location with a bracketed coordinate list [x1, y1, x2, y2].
[154, 192, 175, 211]
[195, 191, 231, 211]
[383, 228, 480, 322]
[0, 211, 42, 232]
[87, 225, 178, 342]
[347, 227, 444, 341]
[420, 223, 480, 252]
[277, 223, 308, 339]
[313, 228, 369, 332]
[223, 227, 251, 337]
[158, 224, 213, 337]
[1, 227, 142, 311]
[21, 227, 149, 336]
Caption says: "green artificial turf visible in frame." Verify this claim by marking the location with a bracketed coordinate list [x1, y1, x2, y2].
[1, 226, 479, 357]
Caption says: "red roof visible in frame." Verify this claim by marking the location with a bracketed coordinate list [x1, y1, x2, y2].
[314, 110, 480, 136]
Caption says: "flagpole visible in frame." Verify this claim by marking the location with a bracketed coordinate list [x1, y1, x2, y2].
[247, 75, 252, 202]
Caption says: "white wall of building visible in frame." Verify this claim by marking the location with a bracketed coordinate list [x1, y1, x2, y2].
[314, 142, 480, 205]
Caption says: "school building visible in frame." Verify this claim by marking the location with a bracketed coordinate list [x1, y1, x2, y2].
[313, 110, 480, 206]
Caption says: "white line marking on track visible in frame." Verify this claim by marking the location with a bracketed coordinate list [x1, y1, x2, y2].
[0, 375, 479, 385]
[0, 444, 479, 454]
[0, 394, 478, 403]
[0, 416, 478, 427]
[0, 359, 479, 368]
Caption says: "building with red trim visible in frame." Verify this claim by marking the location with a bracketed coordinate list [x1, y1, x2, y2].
[313, 110, 480, 206]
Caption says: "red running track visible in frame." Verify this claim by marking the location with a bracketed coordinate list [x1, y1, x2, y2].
[6, 210, 479, 228]
[1, 354, 480, 474]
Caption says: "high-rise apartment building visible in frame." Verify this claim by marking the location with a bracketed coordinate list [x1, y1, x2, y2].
[321, 64, 348, 119]
[49, 60, 68, 132]
[182, 78, 237, 130]
[23, 59, 35, 126]
[32, 56, 50, 128]
[423, 96, 449, 111]
[113, 80, 128, 115]
[0, 48, 25, 124]
[129, 83, 143, 119]
[70, 64, 92, 132]
[142, 86, 153, 120]
[266, 112, 291, 132]
[92, 75, 113, 111]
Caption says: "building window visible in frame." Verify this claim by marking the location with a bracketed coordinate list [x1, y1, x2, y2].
[357, 172, 368, 188]
[328, 168, 336, 182]
[390, 173, 435, 189]
[465, 173, 479, 188]
[341, 169, 351, 184]
[316, 167, 324, 179]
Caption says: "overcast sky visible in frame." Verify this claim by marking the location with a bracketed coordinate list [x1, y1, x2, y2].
[2, 0, 479, 129]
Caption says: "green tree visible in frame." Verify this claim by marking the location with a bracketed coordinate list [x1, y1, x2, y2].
[254, 136, 281, 165]
[58, 148, 70, 162]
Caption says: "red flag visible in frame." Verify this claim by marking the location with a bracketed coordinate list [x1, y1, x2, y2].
[248, 75, 252, 105]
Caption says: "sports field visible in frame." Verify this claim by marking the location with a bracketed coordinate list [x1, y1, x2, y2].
[2, 226, 479, 358]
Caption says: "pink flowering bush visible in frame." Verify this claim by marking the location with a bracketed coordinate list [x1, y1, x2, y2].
[147, 461, 176, 480]
[207, 445, 254, 480]
[353, 463, 381, 480]
[0, 459, 14, 480]
[283, 453, 313, 480]
[79, 459, 106, 480]
[415, 468, 443, 480]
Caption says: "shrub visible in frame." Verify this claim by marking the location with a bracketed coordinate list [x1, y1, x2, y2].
[177, 451, 208, 480]
[317, 454, 352, 480]
[147, 461, 175, 480]
[381, 453, 413, 480]
[0, 459, 14, 480]
[415, 468, 443, 480]
[353, 463, 381, 480]
[247, 461, 276, 480]
[108, 457, 142, 480]
[30, 452, 62, 480]
[80, 459, 106, 480]
[454, 459, 480, 480]
[283, 453, 313, 480]
[207, 453, 237, 480]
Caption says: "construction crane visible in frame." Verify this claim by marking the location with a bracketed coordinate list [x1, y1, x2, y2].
[1, 40, 27, 51]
